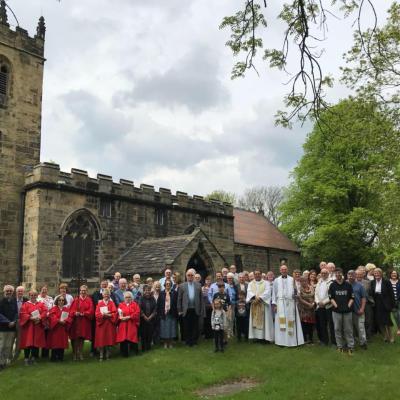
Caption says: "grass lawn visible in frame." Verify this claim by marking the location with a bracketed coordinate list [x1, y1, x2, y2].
[1, 336, 399, 400]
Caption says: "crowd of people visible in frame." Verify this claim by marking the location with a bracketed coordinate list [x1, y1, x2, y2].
[0, 261, 399, 369]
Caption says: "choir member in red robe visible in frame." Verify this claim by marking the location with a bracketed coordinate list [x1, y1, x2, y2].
[116, 291, 140, 357]
[94, 289, 117, 361]
[69, 285, 94, 361]
[19, 290, 48, 366]
[47, 295, 70, 362]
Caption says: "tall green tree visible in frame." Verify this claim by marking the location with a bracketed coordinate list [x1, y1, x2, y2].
[280, 98, 400, 269]
[342, 2, 400, 127]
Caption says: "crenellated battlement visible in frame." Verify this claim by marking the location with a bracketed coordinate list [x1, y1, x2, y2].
[0, 3, 45, 59]
[25, 162, 234, 216]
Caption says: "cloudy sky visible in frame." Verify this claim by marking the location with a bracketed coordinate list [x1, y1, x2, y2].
[8, 0, 386, 197]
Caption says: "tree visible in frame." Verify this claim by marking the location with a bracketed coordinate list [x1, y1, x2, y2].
[220, 1, 382, 127]
[205, 190, 237, 205]
[237, 186, 285, 226]
[342, 2, 400, 127]
[279, 98, 400, 269]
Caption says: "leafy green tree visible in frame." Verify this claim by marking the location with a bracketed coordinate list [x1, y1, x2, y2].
[205, 190, 237, 205]
[342, 2, 400, 127]
[279, 98, 400, 269]
[220, 1, 383, 126]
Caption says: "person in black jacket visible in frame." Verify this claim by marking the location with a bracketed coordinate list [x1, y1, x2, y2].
[370, 268, 395, 343]
[0, 285, 18, 369]
[328, 268, 355, 355]
[158, 279, 178, 349]
[139, 285, 157, 352]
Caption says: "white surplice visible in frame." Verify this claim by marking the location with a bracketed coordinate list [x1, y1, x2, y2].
[272, 276, 304, 347]
[246, 279, 274, 341]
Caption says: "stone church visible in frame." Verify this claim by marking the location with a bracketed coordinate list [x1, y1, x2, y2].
[0, 9, 300, 291]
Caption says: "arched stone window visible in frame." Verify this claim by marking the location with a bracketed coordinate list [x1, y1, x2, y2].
[0, 60, 10, 106]
[61, 209, 101, 279]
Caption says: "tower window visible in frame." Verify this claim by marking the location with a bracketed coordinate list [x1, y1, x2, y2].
[99, 199, 112, 218]
[155, 208, 166, 226]
[0, 64, 9, 106]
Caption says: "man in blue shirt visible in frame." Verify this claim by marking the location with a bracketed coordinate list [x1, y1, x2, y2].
[208, 272, 228, 304]
[347, 270, 367, 349]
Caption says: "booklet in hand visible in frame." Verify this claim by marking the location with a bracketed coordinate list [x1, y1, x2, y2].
[100, 306, 109, 315]
[31, 309, 40, 319]
[60, 311, 69, 321]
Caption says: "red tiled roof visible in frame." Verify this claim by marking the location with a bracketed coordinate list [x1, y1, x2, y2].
[233, 208, 299, 252]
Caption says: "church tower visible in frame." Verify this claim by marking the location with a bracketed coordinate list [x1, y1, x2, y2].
[0, 1, 45, 288]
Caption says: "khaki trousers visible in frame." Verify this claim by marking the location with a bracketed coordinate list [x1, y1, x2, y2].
[0, 331, 16, 365]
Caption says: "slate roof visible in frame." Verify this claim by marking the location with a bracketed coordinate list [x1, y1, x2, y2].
[109, 231, 198, 276]
[233, 208, 300, 252]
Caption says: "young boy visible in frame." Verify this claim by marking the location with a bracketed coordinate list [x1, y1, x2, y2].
[212, 283, 231, 311]
[235, 291, 249, 341]
[211, 299, 227, 352]
[213, 283, 231, 345]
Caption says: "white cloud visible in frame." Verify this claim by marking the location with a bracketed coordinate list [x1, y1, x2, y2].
[9, 0, 362, 197]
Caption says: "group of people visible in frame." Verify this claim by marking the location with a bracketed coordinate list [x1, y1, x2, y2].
[0, 261, 399, 368]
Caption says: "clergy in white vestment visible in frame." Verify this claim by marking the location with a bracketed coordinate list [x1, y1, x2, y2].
[272, 265, 304, 347]
[246, 270, 274, 341]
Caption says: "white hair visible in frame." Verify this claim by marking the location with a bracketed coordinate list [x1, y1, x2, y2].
[3, 285, 14, 292]
[227, 272, 235, 278]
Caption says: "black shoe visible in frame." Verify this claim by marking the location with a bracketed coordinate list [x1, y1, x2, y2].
[220, 348, 224, 353]
[360, 343, 368, 350]
[214, 348, 219, 353]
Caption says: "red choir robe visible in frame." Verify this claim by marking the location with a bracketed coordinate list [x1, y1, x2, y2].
[116, 301, 140, 344]
[94, 300, 117, 347]
[47, 305, 71, 349]
[19, 301, 48, 349]
[69, 296, 94, 340]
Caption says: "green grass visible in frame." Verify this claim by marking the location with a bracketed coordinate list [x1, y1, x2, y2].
[1, 337, 399, 400]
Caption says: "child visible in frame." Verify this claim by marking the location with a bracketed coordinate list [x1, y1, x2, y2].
[235, 291, 249, 342]
[212, 283, 231, 312]
[213, 283, 231, 345]
[211, 299, 227, 352]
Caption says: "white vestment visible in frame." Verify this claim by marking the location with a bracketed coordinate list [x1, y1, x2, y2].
[272, 276, 304, 347]
[246, 280, 274, 341]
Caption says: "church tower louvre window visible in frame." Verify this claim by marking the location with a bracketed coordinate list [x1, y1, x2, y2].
[0, 62, 9, 106]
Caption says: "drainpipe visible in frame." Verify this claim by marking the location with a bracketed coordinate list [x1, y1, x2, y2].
[18, 190, 26, 285]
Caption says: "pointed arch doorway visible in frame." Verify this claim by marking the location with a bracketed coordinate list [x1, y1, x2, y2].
[186, 243, 214, 283]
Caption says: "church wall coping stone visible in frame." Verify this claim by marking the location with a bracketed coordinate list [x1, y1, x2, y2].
[24, 162, 234, 218]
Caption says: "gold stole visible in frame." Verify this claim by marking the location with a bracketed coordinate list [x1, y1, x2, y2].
[250, 280, 266, 330]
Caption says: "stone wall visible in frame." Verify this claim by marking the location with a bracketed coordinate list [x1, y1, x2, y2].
[234, 243, 300, 275]
[22, 163, 234, 289]
[0, 22, 45, 288]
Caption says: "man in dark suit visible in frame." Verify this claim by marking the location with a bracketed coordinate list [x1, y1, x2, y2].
[178, 268, 203, 347]
[0, 285, 18, 369]
[236, 273, 248, 297]
[370, 268, 395, 342]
